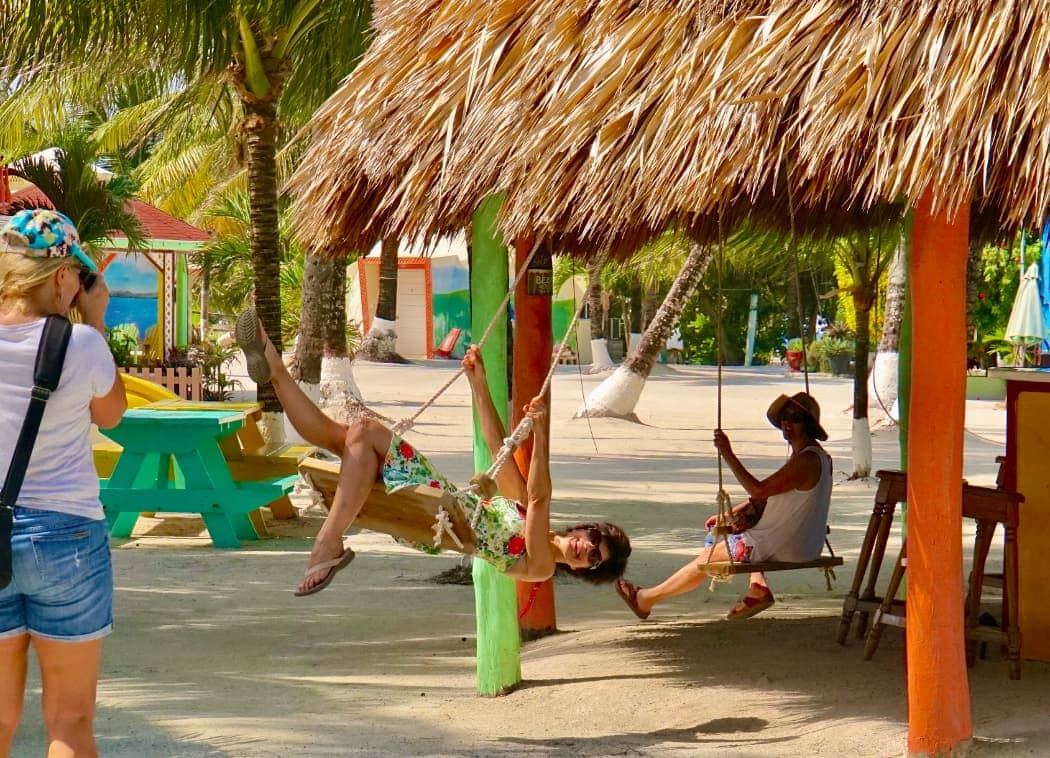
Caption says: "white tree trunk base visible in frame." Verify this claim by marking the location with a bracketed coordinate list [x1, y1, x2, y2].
[575, 365, 645, 419]
[259, 411, 287, 447]
[868, 351, 899, 422]
[588, 338, 616, 373]
[358, 317, 405, 362]
[851, 416, 873, 479]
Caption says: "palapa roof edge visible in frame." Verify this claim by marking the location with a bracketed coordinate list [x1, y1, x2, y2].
[289, 0, 1050, 256]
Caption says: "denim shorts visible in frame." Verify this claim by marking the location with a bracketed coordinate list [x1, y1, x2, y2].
[0, 506, 113, 642]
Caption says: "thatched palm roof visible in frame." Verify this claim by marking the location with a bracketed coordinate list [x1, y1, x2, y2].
[289, 0, 1050, 254]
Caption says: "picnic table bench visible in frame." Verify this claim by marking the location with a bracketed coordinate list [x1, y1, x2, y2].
[98, 407, 300, 548]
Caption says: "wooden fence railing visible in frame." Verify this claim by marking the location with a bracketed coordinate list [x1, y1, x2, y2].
[119, 366, 203, 401]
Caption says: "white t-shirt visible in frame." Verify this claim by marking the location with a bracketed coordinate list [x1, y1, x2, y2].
[0, 319, 117, 519]
[743, 446, 833, 562]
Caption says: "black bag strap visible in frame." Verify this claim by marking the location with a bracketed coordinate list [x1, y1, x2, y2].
[0, 315, 73, 509]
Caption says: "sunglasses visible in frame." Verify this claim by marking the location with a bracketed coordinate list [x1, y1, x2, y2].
[779, 409, 809, 424]
[77, 267, 99, 292]
[579, 527, 605, 569]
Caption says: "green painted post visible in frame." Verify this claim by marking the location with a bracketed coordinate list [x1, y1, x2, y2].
[469, 195, 521, 695]
[176, 254, 190, 347]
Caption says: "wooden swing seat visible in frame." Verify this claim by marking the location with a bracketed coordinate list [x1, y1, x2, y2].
[704, 554, 843, 578]
[298, 455, 477, 553]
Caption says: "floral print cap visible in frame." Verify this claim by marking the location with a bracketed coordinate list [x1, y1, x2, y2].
[0, 209, 97, 271]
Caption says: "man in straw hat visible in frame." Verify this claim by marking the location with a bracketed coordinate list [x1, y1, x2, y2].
[616, 392, 832, 621]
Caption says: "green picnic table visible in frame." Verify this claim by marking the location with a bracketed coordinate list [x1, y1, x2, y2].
[98, 408, 297, 548]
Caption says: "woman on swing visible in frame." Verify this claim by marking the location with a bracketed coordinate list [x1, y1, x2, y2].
[235, 311, 631, 596]
[616, 392, 832, 621]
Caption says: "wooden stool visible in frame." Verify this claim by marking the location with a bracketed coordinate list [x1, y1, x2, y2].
[837, 470, 906, 643]
[860, 472, 1023, 679]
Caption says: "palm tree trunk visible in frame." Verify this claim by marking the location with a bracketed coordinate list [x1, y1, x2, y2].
[586, 258, 614, 370]
[295, 251, 336, 385]
[357, 237, 407, 362]
[586, 260, 605, 340]
[870, 232, 907, 420]
[578, 242, 712, 418]
[851, 288, 874, 478]
[242, 97, 283, 419]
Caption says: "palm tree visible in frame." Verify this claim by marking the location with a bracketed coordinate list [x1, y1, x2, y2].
[833, 224, 899, 478]
[576, 233, 712, 419]
[6, 126, 146, 253]
[2, 0, 372, 418]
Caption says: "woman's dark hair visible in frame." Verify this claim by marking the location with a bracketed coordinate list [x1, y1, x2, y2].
[802, 416, 823, 442]
[556, 521, 631, 585]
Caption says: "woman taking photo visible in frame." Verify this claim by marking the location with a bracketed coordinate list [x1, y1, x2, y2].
[0, 209, 127, 757]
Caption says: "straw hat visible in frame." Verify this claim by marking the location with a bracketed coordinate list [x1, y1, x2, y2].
[766, 392, 828, 441]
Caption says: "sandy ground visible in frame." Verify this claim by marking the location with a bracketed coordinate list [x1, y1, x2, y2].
[15, 359, 1050, 756]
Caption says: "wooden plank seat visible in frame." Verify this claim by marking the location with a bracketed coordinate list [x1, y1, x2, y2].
[299, 456, 477, 553]
[703, 555, 844, 578]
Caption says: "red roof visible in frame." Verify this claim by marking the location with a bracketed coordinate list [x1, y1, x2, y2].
[1, 186, 210, 244]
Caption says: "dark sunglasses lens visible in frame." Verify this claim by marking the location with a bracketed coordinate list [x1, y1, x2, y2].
[587, 529, 603, 567]
[781, 411, 806, 423]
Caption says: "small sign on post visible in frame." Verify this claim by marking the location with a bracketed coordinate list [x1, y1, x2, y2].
[527, 268, 553, 296]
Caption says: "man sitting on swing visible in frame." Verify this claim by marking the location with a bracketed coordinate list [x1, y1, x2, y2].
[235, 311, 631, 596]
[616, 392, 832, 621]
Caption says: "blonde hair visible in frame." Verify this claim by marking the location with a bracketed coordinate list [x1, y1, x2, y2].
[0, 252, 68, 302]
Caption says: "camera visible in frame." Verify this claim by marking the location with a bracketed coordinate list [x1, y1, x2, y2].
[78, 268, 99, 292]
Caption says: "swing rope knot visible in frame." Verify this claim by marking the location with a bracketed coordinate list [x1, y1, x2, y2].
[432, 506, 464, 549]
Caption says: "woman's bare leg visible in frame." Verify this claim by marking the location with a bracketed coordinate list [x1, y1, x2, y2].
[34, 636, 104, 758]
[297, 418, 393, 594]
[255, 326, 348, 455]
[633, 542, 731, 615]
[0, 634, 30, 754]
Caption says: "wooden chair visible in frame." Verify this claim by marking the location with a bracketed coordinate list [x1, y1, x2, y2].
[844, 469, 1023, 679]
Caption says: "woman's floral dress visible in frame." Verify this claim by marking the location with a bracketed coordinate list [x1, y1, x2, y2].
[383, 435, 527, 573]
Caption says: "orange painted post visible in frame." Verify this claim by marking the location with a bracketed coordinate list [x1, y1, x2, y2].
[511, 237, 557, 639]
[906, 192, 972, 756]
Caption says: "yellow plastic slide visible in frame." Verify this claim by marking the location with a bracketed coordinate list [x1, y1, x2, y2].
[119, 372, 178, 408]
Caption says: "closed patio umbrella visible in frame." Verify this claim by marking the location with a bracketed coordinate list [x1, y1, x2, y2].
[1005, 263, 1046, 365]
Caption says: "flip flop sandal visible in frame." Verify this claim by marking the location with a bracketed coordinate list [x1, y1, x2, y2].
[294, 548, 356, 597]
[616, 579, 651, 620]
[235, 309, 272, 385]
[727, 586, 775, 621]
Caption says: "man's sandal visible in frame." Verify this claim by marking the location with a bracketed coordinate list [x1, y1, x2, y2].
[616, 579, 651, 621]
[727, 583, 775, 620]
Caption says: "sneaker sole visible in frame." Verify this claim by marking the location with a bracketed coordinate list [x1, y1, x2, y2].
[235, 309, 272, 385]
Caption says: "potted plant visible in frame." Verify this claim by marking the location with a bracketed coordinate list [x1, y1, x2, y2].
[822, 336, 854, 376]
[785, 337, 804, 371]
